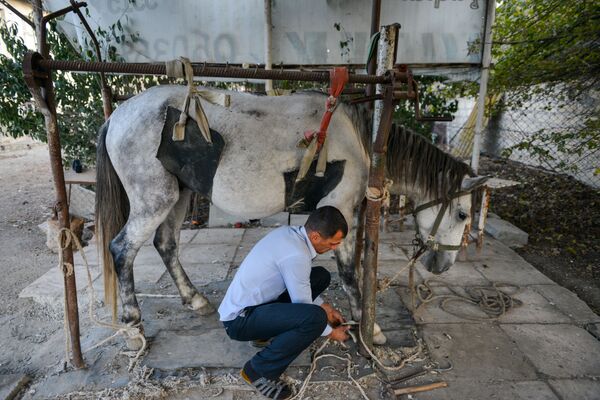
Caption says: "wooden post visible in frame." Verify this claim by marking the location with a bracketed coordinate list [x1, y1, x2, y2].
[30, 0, 84, 368]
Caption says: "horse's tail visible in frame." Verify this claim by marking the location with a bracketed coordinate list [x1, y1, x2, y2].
[95, 120, 129, 322]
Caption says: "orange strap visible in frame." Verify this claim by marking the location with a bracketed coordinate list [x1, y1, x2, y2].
[304, 67, 349, 150]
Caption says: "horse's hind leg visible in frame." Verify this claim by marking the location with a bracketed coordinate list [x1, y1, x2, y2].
[153, 188, 215, 315]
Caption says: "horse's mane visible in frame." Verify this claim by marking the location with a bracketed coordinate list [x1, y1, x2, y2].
[386, 125, 474, 199]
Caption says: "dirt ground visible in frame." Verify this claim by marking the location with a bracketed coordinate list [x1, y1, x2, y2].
[0, 137, 598, 387]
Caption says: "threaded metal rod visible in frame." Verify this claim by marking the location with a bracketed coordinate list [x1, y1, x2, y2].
[36, 58, 391, 84]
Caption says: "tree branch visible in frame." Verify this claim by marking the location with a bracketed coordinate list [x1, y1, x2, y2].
[0, 0, 34, 28]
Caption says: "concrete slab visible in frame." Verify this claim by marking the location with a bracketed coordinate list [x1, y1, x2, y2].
[134, 263, 166, 284]
[289, 214, 309, 226]
[417, 261, 491, 287]
[378, 242, 409, 261]
[497, 287, 572, 324]
[208, 205, 248, 227]
[73, 244, 101, 266]
[190, 228, 244, 245]
[501, 324, 600, 378]
[0, 374, 30, 400]
[548, 379, 600, 400]
[68, 185, 95, 220]
[142, 229, 199, 246]
[474, 259, 556, 285]
[144, 329, 311, 369]
[138, 297, 224, 338]
[484, 217, 529, 248]
[179, 244, 237, 265]
[409, 379, 559, 400]
[19, 264, 101, 304]
[462, 237, 526, 262]
[378, 260, 421, 286]
[379, 229, 417, 244]
[133, 246, 164, 266]
[421, 324, 538, 381]
[260, 212, 289, 227]
[184, 263, 229, 286]
[532, 285, 600, 324]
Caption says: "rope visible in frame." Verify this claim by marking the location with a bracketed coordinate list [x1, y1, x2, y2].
[56, 228, 147, 371]
[414, 279, 523, 321]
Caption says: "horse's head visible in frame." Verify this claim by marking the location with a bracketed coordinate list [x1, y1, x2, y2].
[413, 175, 489, 274]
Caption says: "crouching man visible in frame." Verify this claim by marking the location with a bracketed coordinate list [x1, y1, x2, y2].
[218, 206, 350, 399]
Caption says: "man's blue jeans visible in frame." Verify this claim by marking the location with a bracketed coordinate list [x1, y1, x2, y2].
[223, 266, 331, 379]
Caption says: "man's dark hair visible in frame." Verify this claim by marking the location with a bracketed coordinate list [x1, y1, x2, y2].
[304, 206, 348, 238]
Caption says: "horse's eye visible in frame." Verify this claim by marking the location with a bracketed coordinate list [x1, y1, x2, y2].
[458, 210, 468, 221]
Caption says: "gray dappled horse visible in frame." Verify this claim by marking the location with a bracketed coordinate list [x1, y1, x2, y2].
[96, 85, 487, 347]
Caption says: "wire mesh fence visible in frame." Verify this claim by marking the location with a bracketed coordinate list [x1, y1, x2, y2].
[450, 87, 600, 189]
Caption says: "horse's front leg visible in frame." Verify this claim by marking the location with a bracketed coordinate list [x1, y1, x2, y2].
[335, 223, 387, 345]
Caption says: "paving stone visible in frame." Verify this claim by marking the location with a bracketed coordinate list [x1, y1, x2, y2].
[179, 244, 237, 264]
[379, 228, 417, 244]
[377, 260, 420, 286]
[497, 287, 572, 324]
[144, 329, 310, 369]
[19, 264, 101, 305]
[396, 286, 492, 324]
[184, 263, 229, 286]
[421, 324, 538, 381]
[138, 297, 224, 338]
[208, 205, 248, 227]
[378, 242, 409, 261]
[474, 258, 556, 285]
[260, 212, 289, 227]
[0, 374, 30, 400]
[410, 379, 559, 400]
[531, 285, 600, 324]
[133, 246, 164, 266]
[134, 263, 166, 284]
[73, 244, 101, 266]
[548, 379, 600, 400]
[190, 228, 244, 245]
[68, 185, 95, 220]
[239, 227, 275, 246]
[417, 260, 491, 287]
[501, 324, 600, 378]
[462, 237, 526, 262]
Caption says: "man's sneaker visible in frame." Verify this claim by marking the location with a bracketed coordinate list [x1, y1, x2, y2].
[241, 363, 292, 400]
[251, 338, 271, 348]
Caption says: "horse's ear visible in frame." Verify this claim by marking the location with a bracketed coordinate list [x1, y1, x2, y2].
[461, 175, 490, 191]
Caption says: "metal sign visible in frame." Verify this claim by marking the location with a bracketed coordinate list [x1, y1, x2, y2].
[45, 0, 486, 68]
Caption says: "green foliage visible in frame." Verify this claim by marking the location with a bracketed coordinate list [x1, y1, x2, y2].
[0, 16, 158, 166]
[489, 0, 600, 172]
[394, 76, 458, 140]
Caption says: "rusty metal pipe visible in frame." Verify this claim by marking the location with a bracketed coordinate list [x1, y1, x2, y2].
[33, 56, 392, 84]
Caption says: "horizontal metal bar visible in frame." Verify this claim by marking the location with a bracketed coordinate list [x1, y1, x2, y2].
[34, 56, 392, 84]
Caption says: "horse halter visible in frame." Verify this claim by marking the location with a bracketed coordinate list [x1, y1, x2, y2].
[412, 190, 472, 252]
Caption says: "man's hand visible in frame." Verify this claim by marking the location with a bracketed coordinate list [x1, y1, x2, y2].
[328, 325, 350, 342]
[321, 303, 345, 327]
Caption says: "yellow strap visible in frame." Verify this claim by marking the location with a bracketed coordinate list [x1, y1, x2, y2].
[165, 57, 231, 142]
[296, 138, 318, 182]
[315, 137, 328, 177]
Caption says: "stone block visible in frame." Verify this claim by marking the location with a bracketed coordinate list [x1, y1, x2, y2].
[532, 284, 600, 324]
[143, 329, 310, 369]
[19, 264, 101, 305]
[548, 379, 600, 400]
[0, 374, 30, 400]
[411, 379, 559, 400]
[260, 212, 289, 227]
[190, 228, 244, 245]
[474, 259, 556, 285]
[484, 217, 528, 248]
[68, 185, 95, 220]
[209, 205, 248, 227]
[184, 263, 230, 286]
[501, 324, 600, 378]
[421, 324, 538, 381]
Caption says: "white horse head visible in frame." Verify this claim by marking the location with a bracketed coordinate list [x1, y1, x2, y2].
[414, 175, 489, 274]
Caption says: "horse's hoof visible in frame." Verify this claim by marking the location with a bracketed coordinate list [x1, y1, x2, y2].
[188, 294, 216, 316]
[373, 323, 387, 346]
